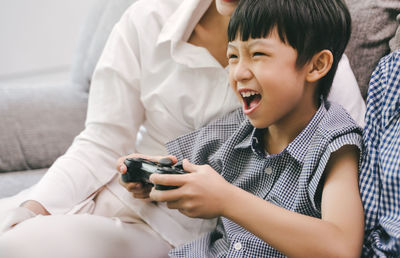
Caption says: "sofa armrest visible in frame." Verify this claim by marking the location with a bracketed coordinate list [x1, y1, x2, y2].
[0, 83, 87, 172]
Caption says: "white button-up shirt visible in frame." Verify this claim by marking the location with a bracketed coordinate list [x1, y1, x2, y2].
[29, 0, 239, 246]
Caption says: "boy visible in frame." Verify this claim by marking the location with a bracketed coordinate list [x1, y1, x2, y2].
[120, 0, 364, 256]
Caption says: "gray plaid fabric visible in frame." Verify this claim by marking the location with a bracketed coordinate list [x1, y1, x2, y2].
[166, 101, 362, 257]
[360, 49, 400, 257]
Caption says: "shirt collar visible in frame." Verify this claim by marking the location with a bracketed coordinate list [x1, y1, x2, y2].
[234, 100, 327, 163]
[157, 0, 222, 69]
[234, 120, 254, 150]
[157, 0, 212, 44]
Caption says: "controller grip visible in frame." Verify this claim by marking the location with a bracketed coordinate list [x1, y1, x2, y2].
[155, 185, 179, 190]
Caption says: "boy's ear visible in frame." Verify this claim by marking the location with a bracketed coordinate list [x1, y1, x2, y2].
[306, 50, 333, 83]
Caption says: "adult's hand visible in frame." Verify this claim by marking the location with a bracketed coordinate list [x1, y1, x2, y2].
[116, 153, 177, 199]
[0, 206, 37, 234]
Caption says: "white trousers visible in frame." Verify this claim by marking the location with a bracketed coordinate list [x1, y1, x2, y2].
[0, 185, 172, 258]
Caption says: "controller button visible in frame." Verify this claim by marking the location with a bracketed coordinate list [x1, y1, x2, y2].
[159, 158, 173, 167]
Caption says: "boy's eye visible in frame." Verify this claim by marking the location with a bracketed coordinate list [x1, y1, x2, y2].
[227, 54, 238, 64]
[253, 52, 266, 57]
[227, 54, 238, 59]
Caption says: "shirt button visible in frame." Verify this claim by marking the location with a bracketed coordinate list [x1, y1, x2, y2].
[233, 242, 242, 251]
[265, 167, 273, 175]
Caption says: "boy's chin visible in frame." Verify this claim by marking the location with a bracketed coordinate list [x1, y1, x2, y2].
[248, 119, 268, 129]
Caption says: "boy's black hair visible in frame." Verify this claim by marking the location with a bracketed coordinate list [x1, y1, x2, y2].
[227, 0, 351, 100]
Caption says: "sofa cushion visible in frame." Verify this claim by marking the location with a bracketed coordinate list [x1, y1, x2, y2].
[0, 168, 46, 198]
[345, 0, 400, 99]
[0, 83, 87, 172]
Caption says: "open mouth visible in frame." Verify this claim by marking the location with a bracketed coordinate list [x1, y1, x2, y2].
[240, 90, 261, 113]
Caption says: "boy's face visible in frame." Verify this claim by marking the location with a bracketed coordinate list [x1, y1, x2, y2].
[227, 28, 312, 129]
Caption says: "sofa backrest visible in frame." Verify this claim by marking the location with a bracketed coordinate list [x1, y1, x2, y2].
[0, 0, 139, 173]
[389, 14, 400, 52]
[344, 0, 400, 99]
[70, 0, 138, 92]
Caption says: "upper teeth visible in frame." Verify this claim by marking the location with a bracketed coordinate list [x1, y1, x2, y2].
[241, 91, 258, 98]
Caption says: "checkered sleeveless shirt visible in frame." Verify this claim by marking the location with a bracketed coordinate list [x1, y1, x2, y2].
[166, 101, 362, 257]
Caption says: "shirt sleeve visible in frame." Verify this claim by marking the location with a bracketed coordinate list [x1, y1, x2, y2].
[27, 10, 145, 214]
[308, 130, 363, 214]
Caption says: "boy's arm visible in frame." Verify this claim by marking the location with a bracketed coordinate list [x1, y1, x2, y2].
[150, 145, 364, 257]
[223, 144, 363, 257]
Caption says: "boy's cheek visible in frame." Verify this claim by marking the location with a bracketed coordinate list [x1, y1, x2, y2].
[228, 71, 235, 88]
[228, 79, 241, 100]
[232, 91, 243, 104]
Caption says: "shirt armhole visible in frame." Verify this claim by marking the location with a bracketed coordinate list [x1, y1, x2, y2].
[308, 132, 363, 214]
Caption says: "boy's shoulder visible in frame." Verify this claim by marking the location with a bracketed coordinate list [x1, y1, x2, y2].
[317, 101, 362, 140]
[166, 108, 247, 162]
[208, 108, 247, 129]
[190, 108, 248, 143]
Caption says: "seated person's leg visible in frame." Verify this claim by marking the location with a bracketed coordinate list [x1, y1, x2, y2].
[0, 214, 171, 258]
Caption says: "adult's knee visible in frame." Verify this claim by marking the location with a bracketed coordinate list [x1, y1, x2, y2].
[0, 214, 131, 258]
[0, 214, 171, 258]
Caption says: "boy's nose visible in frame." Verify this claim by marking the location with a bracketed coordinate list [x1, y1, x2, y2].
[232, 60, 252, 82]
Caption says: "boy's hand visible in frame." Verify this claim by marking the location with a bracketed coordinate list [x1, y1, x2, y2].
[116, 153, 177, 199]
[149, 159, 233, 219]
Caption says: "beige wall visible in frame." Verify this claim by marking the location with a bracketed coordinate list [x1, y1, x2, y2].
[0, 0, 94, 84]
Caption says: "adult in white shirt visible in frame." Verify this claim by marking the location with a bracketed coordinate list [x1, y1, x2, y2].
[0, 0, 366, 257]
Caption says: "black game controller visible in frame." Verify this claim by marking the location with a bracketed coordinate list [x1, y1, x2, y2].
[122, 157, 188, 190]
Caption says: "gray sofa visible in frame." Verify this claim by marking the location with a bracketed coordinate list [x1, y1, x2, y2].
[0, 0, 137, 197]
[0, 0, 400, 198]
